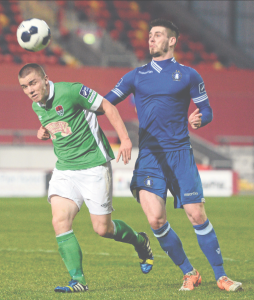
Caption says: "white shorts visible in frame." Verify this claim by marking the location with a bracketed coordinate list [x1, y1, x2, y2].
[48, 162, 114, 215]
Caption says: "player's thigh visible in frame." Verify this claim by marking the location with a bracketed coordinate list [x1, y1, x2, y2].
[51, 195, 79, 224]
[139, 189, 167, 229]
[170, 149, 204, 206]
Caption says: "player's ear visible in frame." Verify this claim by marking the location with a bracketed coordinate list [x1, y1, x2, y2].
[169, 36, 176, 47]
[44, 75, 49, 84]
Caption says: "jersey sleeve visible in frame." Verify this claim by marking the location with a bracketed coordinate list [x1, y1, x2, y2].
[189, 69, 209, 105]
[189, 69, 213, 127]
[70, 83, 103, 111]
[104, 69, 136, 105]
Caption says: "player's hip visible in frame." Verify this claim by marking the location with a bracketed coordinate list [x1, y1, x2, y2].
[135, 148, 196, 174]
[48, 162, 113, 214]
[130, 149, 204, 207]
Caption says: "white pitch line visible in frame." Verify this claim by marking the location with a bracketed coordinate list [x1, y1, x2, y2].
[0, 249, 243, 262]
[223, 257, 239, 262]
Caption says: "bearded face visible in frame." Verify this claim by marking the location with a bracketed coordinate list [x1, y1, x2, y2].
[149, 26, 176, 59]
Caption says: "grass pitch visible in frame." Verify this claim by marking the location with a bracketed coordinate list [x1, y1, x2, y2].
[0, 196, 253, 300]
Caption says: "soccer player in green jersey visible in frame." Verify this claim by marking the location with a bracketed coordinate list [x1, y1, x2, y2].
[18, 63, 154, 293]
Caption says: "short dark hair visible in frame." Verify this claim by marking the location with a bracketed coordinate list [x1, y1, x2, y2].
[150, 18, 179, 44]
[18, 63, 46, 79]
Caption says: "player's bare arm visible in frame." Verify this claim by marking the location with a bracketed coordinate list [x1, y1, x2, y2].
[189, 108, 202, 129]
[37, 125, 50, 140]
[97, 98, 132, 164]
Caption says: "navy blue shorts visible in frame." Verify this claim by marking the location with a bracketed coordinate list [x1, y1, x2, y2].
[130, 149, 205, 209]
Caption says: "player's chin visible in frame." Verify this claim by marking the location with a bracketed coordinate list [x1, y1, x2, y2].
[32, 97, 41, 103]
[151, 51, 161, 58]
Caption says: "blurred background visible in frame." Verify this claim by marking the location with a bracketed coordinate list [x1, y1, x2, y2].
[0, 0, 254, 197]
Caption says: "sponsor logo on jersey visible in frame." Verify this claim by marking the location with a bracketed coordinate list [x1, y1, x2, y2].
[55, 105, 64, 116]
[139, 71, 153, 74]
[199, 82, 206, 94]
[79, 85, 91, 99]
[144, 176, 153, 187]
[115, 78, 123, 88]
[38, 115, 42, 120]
[45, 121, 72, 140]
[88, 91, 97, 103]
[216, 248, 221, 254]
[172, 70, 182, 81]
[184, 192, 198, 196]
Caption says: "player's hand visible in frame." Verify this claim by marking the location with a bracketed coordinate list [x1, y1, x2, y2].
[116, 137, 132, 164]
[37, 126, 50, 140]
[189, 108, 202, 129]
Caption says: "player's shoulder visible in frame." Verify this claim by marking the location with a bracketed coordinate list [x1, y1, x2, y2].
[177, 62, 199, 76]
[54, 82, 82, 88]
[175, 62, 199, 75]
[54, 82, 83, 94]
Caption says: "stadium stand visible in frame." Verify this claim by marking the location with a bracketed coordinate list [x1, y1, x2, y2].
[67, 0, 221, 66]
[0, 0, 219, 67]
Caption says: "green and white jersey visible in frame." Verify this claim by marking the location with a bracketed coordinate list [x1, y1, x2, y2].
[32, 81, 114, 170]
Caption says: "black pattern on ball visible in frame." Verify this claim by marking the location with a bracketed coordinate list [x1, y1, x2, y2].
[21, 31, 31, 42]
[42, 28, 51, 45]
[29, 26, 38, 35]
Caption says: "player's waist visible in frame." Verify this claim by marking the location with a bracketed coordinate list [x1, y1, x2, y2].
[139, 140, 191, 153]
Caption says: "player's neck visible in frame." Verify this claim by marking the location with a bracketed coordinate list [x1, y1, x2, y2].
[152, 52, 174, 62]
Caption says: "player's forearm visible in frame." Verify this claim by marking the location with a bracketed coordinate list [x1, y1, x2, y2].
[196, 100, 213, 127]
[200, 105, 213, 127]
[104, 104, 130, 142]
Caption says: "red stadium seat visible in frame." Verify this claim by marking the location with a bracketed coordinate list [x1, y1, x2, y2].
[113, 1, 131, 9]
[3, 53, 13, 63]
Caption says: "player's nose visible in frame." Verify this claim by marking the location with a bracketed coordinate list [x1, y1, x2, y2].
[28, 86, 35, 94]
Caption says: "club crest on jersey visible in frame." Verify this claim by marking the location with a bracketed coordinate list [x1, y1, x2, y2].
[144, 176, 153, 188]
[199, 82, 206, 94]
[55, 105, 64, 116]
[172, 70, 182, 81]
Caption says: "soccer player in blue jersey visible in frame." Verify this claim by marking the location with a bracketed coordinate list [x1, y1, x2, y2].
[104, 19, 242, 292]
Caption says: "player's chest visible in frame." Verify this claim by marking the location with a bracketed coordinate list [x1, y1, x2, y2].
[136, 71, 189, 97]
[37, 101, 79, 127]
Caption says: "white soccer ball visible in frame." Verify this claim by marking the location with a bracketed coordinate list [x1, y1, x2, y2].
[17, 18, 51, 52]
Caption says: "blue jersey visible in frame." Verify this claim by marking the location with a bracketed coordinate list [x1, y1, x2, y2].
[105, 57, 212, 153]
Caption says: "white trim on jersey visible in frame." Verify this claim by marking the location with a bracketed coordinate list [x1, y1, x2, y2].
[37, 80, 55, 107]
[172, 57, 176, 63]
[112, 88, 126, 99]
[48, 81, 55, 100]
[83, 110, 111, 161]
[90, 94, 103, 111]
[151, 60, 162, 73]
[192, 93, 208, 103]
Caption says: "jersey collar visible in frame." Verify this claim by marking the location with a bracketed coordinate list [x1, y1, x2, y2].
[37, 80, 54, 107]
[151, 57, 176, 73]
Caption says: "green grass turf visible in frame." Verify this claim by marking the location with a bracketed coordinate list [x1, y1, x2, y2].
[0, 196, 253, 299]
